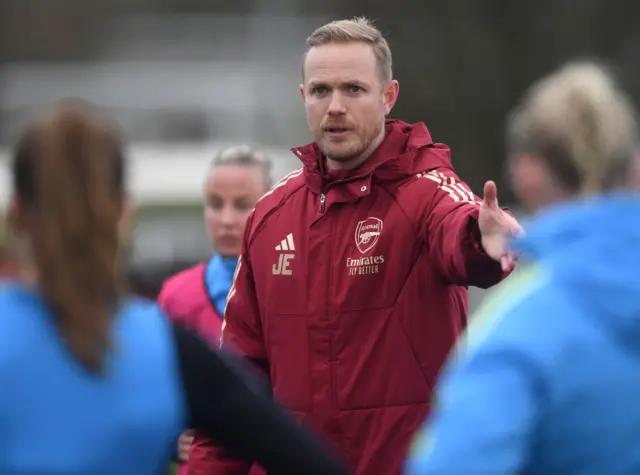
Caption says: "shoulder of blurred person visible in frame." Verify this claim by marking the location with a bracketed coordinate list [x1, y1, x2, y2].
[158, 263, 210, 324]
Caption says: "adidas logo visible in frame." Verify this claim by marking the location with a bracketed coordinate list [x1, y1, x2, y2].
[272, 233, 295, 276]
[275, 233, 296, 252]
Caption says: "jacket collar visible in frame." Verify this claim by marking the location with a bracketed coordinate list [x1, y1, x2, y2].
[291, 119, 439, 202]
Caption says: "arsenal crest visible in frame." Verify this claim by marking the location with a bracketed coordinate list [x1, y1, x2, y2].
[355, 217, 383, 254]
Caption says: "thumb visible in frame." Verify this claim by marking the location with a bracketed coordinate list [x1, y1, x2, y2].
[483, 180, 499, 209]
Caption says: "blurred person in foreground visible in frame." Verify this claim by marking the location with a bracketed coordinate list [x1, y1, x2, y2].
[0, 101, 349, 475]
[405, 61, 640, 475]
[211, 17, 522, 475]
[158, 145, 270, 475]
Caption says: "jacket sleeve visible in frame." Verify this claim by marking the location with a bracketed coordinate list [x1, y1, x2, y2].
[421, 168, 508, 288]
[172, 324, 348, 475]
[404, 312, 541, 475]
[187, 353, 271, 475]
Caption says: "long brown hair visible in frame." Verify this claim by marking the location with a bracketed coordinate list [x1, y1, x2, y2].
[12, 101, 126, 373]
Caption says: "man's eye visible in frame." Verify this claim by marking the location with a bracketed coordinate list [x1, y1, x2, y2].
[313, 86, 327, 95]
[350, 85, 362, 93]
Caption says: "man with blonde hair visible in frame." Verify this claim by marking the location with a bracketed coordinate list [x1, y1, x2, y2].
[214, 17, 521, 475]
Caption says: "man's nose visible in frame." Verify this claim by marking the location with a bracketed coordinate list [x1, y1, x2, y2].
[327, 92, 347, 115]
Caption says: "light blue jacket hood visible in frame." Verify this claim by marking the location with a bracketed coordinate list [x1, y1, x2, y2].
[515, 192, 640, 340]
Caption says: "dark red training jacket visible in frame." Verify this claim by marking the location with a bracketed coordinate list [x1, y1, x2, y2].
[215, 120, 510, 475]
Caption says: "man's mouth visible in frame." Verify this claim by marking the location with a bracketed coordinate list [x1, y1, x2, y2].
[325, 127, 348, 134]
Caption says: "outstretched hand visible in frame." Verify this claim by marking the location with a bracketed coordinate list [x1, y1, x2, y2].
[478, 181, 523, 272]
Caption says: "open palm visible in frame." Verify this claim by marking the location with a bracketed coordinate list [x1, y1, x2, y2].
[478, 181, 523, 272]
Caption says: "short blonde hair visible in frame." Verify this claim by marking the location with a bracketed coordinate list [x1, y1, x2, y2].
[508, 60, 639, 194]
[304, 17, 393, 82]
[210, 144, 272, 189]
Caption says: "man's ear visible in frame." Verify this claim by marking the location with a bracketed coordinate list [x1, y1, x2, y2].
[300, 84, 306, 102]
[383, 80, 400, 116]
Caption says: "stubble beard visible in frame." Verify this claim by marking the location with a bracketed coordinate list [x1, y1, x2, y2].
[320, 140, 365, 163]
[319, 121, 384, 165]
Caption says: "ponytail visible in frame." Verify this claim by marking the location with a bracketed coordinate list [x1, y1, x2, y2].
[13, 102, 125, 373]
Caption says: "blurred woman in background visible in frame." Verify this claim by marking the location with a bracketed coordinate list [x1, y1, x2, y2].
[0, 101, 347, 475]
[158, 145, 271, 475]
[405, 61, 640, 475]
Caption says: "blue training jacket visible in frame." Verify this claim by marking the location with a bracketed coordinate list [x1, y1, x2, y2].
[0, 283, 186, 475]
[405, 193, 640, 475]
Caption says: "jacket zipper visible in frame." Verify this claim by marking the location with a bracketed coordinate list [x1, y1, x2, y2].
[325, 193, 338, 412]
[320, 191, 337, 410]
